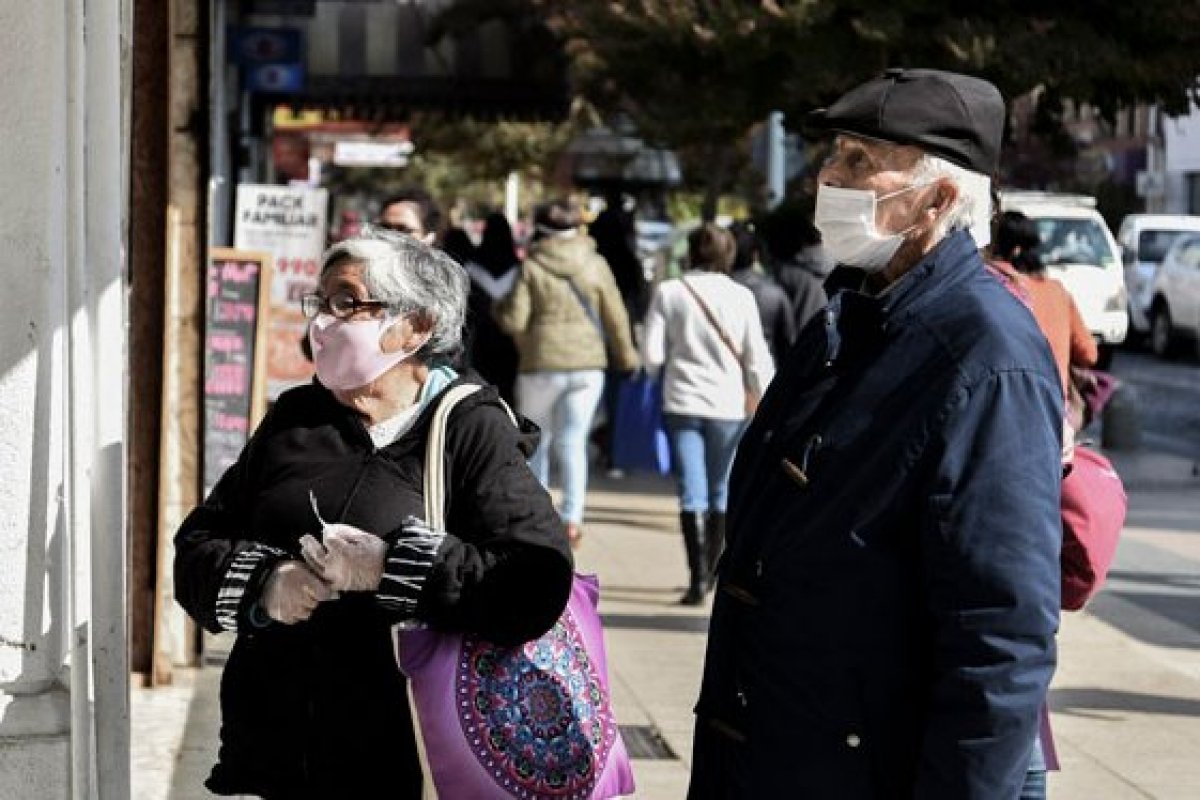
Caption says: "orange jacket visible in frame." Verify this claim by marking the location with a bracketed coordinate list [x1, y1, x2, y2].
[990, 260, 1098, 397]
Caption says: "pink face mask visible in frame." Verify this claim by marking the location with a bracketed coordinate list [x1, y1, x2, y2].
[308, 312, 425, 391]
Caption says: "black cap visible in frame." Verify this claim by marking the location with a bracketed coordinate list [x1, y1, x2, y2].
[808, 68, 1005, 175]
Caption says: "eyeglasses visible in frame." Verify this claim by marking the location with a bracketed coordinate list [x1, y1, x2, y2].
[301, 291, 392, 320]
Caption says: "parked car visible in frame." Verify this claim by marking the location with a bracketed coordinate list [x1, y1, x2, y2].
[1146, 232, 1200, 358]
[1116, 213, 1200, 337]
[1000, 191, 1128, 366]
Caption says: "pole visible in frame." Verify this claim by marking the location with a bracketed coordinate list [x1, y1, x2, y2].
[765, 111, 785, 210]
[505, 171, 520, 225]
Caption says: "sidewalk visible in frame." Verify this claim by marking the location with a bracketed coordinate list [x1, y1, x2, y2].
[133, 452, 1200, 799]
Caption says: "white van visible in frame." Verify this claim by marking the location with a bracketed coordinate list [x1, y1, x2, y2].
[999, 191, 1128, 365]
[1116, 213, 1200, 336]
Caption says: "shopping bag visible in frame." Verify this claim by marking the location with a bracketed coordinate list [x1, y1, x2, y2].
[396, 574, 634, 800]
[611, 372, 671, 475]
[394, 384, 635, 799]
[1060, 445, 1127, 611]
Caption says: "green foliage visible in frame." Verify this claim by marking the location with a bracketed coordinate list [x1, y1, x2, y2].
[431, 1, 1200, 213]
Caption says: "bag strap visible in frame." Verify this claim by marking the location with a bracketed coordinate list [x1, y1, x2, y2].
[529, 260, 606, 341]
[422, 383, 518, 530]
[423, 384, 482, 530]
[564, 276, 605, 339]
[681, 277, 744, 366]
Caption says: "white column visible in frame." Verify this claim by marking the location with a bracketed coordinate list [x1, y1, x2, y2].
[505, 171, 521, 225]
[765, 111, 786, 210]
[0, 0, 129, 797]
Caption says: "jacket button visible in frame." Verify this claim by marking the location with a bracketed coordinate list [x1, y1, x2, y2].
[846, 733, 862, 748]
[754, 560, 764, 577]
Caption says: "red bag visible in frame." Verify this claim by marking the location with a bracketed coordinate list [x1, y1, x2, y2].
[1060, 446, 1127, 610]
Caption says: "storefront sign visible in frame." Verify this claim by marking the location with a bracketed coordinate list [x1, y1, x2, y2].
[234, 183, 328, 399]
[203, 248, 271, 496]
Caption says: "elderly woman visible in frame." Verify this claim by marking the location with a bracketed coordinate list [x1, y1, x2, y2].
[174, 229, 573, 799]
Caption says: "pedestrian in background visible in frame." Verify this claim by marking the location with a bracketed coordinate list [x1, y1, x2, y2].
[640, 223, 774, 605]
[494, 199, 640, 548]
[590, 203, 650, 477]
[990, 209, 1099, 800]
[729, 220, 796, 364]
[378, 186, 440, 244]
[761, 207, 832, 329]
[174, 229, 572, 798]
[464, 212, 521, 403]
[689, 69, 1062, 798]
[991, 210, 1098, 401]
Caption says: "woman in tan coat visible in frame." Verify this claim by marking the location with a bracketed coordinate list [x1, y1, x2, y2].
[494, 200, 639, 546]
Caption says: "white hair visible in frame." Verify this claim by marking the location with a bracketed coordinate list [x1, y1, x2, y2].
[320, 226, 469, 361]
[909, 155, 994, 248]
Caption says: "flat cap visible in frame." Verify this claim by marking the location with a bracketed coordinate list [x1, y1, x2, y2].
[809, 67, 1005, 175]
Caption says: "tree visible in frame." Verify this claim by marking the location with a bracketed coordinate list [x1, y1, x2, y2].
[435, 1, 1200, 216]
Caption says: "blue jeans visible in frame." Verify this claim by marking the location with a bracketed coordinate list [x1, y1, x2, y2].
[663, 414, 747, 513]
[516, 370, 606, 525]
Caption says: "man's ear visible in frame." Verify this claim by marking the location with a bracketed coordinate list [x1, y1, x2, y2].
[930, 178, 960, 217]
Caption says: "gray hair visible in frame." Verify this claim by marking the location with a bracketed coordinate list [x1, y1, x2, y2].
[909, 155, 994, 248]
[320, 225, 469, 361]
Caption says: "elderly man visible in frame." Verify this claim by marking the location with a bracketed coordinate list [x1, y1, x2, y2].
[688, 68, 1062, 798]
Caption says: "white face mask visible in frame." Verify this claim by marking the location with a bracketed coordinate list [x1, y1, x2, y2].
[814, 183, 926, 272]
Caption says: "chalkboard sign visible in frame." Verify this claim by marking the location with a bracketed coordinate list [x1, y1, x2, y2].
[203, 248, 272, 497]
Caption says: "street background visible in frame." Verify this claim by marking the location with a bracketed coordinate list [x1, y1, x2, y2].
[133, 349, 1200, 800]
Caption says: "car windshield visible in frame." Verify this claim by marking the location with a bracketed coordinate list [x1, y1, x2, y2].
[1035, 218, 1118, 268]
[1138, 229, 1194, 264]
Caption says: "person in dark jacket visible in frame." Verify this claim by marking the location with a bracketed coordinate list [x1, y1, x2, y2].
[463, 212, 521, 403]
[729, 220, 796, 363]
[689, 68, 1063, 799]
[759, 204, 833, 330]
[174, 229, 573, 799]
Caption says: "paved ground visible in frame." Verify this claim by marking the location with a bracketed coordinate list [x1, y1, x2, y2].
[133, 448, 1200, 799]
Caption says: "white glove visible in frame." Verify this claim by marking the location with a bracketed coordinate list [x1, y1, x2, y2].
[260, 560, 336, 625]
[299, 523, 387, 592]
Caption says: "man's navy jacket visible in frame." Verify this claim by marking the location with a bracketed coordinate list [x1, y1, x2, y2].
[689, 231, 1063, 799]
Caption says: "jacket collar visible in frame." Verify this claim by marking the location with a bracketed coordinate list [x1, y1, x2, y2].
[829, 229, 982, 320]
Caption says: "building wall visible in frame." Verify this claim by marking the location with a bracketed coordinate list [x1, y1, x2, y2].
[1164, 104, 1200, 213]
[0, 0, 129, 796]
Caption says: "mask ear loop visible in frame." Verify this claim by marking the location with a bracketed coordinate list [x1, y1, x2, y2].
[872, 181, 933, 240]
[378, 310, 434, 359]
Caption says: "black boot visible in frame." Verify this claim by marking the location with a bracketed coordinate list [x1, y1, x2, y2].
[705, 511, 726, 585]
[679, 511, 708, 606]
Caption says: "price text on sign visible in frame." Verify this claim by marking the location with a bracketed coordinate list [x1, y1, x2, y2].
[202, 248, 272, 497]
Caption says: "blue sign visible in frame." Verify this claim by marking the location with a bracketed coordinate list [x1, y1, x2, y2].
[231, 27, 303, 65]
[246, 63, 306, 93]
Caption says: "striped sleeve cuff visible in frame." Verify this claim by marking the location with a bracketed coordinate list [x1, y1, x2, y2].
[216, 543, 286, 632]
[376, 516, 446, 618]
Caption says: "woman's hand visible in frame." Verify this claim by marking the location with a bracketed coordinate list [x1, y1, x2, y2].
[261, 561, 337, 625]
[300, 524, 387, 592]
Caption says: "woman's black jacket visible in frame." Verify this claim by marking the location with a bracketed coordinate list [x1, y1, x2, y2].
[173, 377, 573, 799]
